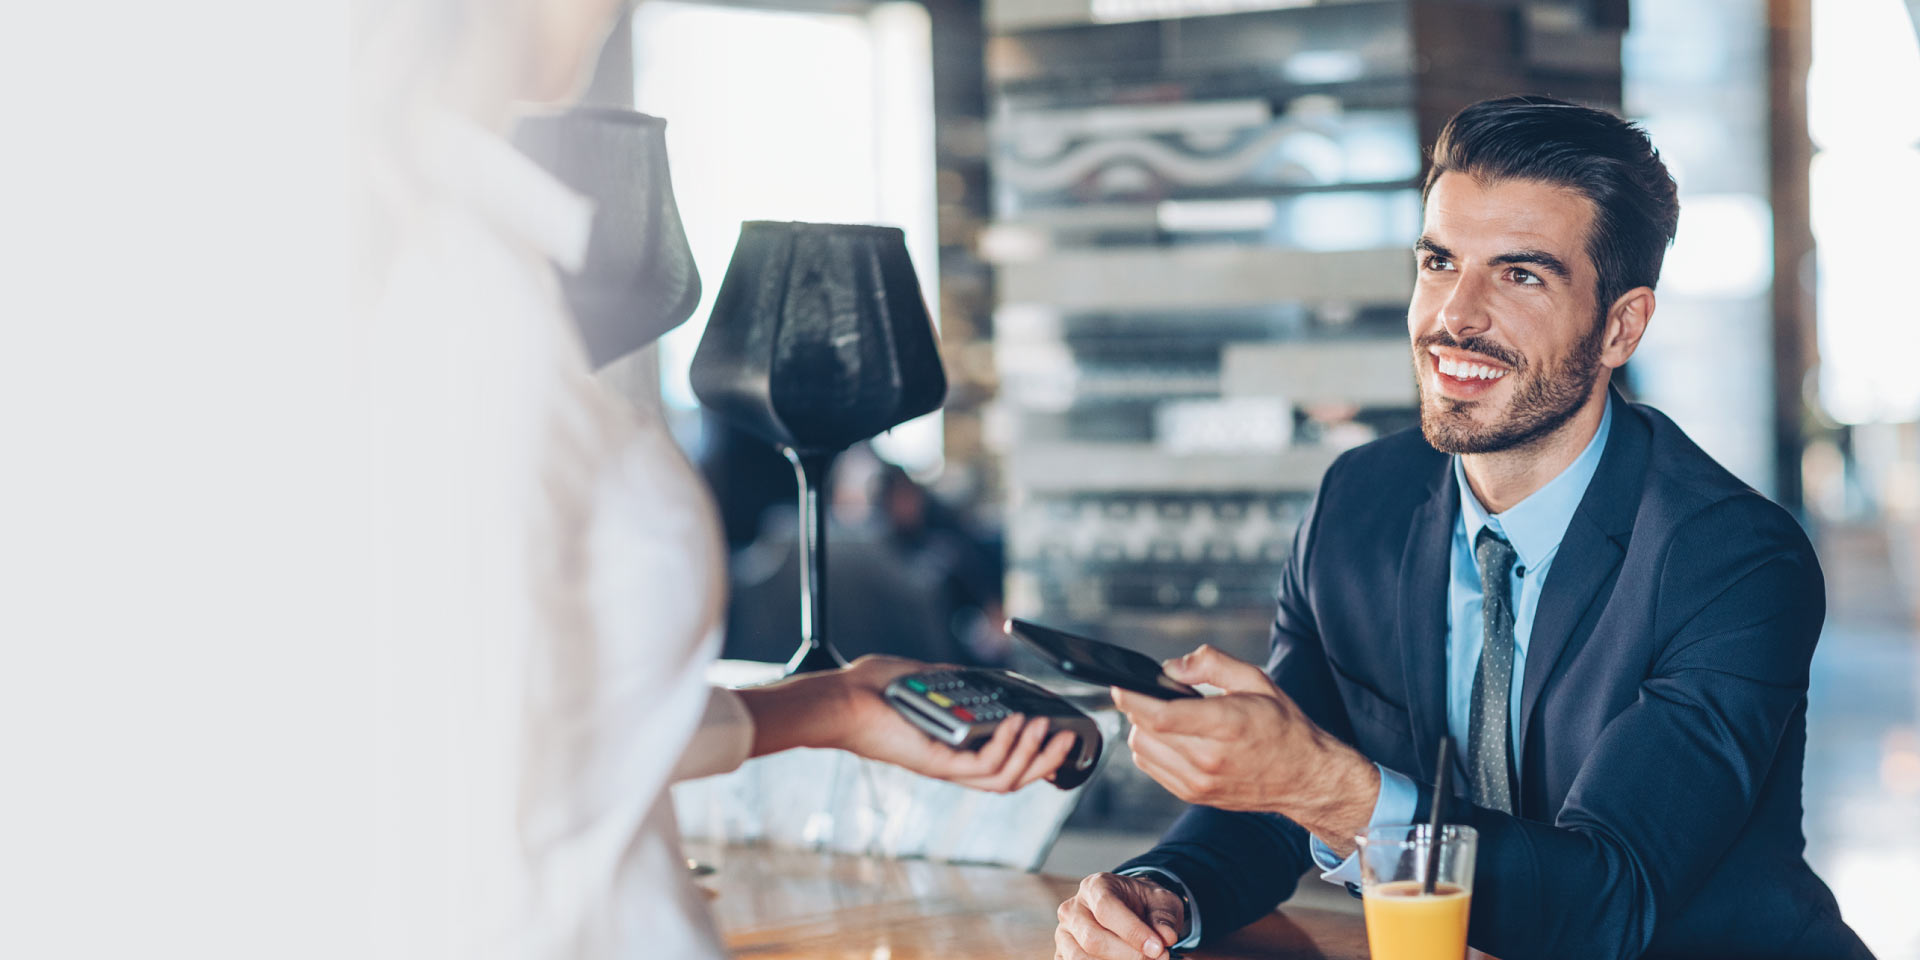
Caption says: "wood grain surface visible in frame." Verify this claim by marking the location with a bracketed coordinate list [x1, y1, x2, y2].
[686, 841, 1373, 960]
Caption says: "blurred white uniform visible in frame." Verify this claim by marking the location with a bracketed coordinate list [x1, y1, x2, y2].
[365, 112, 750, 959]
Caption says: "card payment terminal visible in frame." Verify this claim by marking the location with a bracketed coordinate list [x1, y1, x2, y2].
[883, 668, 1103, 790]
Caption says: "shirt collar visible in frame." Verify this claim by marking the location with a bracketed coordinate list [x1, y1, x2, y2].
[413, 111, 595, 274]
[1454, 393, 1613, 572]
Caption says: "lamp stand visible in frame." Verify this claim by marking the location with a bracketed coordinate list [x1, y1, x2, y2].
[782, 446, 847, 674]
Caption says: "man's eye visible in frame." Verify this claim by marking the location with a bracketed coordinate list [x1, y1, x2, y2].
[1422, 255, 1454, 271]
[1508, 267, 1542, 285]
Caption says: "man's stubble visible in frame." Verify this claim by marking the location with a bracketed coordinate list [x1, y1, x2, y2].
[1414, 315, 1606, 456]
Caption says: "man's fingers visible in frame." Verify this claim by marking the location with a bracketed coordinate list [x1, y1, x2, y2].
[1152, 918, 1181, 948]
[1116, 689, 1233, 738]
[1129, 880, 1186, 949]
[1054, 924, 1082, 960]
[1054, 923, 1097, 960]
[1146, 904, 1183, 948]
[1135, 725, 1223, 759]
[1085, 879, 1169, 958]
[1162, 643, 1273, 695]
[1128, 727, 1199, 777]
[1110, 687, 1169, 725]
[1059, 896, 1151, 960]
[1126, 727, 1199, 799]
[1114, 687, 1215, 738]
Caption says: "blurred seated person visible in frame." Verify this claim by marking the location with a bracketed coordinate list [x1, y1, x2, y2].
[721, 449, 1009, 667]
[722, 499, 960, 665]
[875, 462, 1011, 665]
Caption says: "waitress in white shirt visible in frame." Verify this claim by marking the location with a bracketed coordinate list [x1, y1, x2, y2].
[352, 1, 1076, 957]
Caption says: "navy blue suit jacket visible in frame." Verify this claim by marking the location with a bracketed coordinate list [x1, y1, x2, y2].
[1119, 396, 1872, 960]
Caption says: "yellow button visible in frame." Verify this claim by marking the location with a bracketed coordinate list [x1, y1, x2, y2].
[928, 692, 953, 708]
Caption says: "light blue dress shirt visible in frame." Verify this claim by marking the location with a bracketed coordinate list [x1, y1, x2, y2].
[1307, 395, 1613, 887]
[1126, 399, 1614, 946]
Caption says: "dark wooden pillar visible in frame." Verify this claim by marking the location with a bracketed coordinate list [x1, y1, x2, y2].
[1768, 0, 1816, 514]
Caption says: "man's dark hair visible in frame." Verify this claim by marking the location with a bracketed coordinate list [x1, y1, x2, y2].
[1423, 95, 1681, 317]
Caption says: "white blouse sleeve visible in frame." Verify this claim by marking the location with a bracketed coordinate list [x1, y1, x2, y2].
[670, 686, 755, 783]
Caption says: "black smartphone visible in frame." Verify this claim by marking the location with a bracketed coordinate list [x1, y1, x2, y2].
[1006, 618, 1202, 700]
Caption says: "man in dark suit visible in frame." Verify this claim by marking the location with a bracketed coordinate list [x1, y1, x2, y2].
[1052, 96, 1872, 960]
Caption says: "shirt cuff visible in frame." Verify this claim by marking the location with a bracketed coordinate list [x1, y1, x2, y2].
[1116, 867, 1203, 951]
[670, 686, 755, 783]
[1307, 762, 1419, 890]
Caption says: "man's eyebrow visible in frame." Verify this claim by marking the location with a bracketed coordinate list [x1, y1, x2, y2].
[1489, 249, 1572, 282]
[1413, 238, 1573, 282]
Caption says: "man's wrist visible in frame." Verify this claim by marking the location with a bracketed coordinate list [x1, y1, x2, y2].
[1290, 737, 1381, 857]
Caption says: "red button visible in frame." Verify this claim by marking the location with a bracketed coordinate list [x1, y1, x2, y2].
[952, 707, 975, 721]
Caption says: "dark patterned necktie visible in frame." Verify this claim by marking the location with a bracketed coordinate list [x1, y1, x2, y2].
[1469, 527, 1519, 813]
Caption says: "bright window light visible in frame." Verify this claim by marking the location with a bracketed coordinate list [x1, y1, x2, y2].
[1809, 0, 1920, 424]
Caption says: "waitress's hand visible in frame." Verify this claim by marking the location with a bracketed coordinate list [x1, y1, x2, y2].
[833, 656, 1078, 792]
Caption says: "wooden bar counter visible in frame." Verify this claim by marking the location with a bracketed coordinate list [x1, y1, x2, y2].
[686, 841, 1372, 959]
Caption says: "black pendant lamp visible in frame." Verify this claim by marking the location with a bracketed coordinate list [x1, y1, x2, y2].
[690, 222, 947, 674]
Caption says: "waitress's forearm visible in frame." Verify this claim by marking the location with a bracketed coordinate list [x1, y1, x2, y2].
[734, 672, 853, 757]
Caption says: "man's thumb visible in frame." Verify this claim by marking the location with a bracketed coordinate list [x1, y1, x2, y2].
[1164, 644, 1268, 694]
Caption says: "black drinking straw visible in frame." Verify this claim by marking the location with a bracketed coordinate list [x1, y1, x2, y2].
[1423, 734, 1453, 895]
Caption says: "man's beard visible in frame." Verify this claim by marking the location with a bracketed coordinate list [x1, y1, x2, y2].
[1413, 319, 1605, 455]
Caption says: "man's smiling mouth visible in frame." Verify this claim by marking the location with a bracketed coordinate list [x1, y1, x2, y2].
[1428, 345, 1511, 382]
[1436, 357, 1507, 380]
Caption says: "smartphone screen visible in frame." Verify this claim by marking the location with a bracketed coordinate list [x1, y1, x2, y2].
[1006, 618, 1202, 700]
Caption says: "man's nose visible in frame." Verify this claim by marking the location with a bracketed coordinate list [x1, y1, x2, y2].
[1439, 271, 1493, 341]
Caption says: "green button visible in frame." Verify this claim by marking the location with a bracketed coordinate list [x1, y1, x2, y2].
[906, 678, 927, 692]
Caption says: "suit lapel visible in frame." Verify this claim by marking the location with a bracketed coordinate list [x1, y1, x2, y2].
[1515, 511, 1622, 761]
[1396, 463, 1457, 786]
[1515, 391, 1649, 771]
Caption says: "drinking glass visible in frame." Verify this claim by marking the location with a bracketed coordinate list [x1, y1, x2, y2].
[1354, 823, 1477, 960]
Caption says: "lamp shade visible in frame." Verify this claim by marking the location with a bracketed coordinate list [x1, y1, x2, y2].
[511, 107, 700, 369]
[690, 222, 946, 455]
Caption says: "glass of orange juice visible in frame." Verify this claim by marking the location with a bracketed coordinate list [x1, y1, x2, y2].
[1355, 824, 1477, 960]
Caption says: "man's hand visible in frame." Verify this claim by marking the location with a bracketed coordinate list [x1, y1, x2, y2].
[1113, 645, 1379, 856]
[836, 656, 1077, 792]
[1055, 872, 1186, 960]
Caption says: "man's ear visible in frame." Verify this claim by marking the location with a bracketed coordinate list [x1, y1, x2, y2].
[1600, 286, 1655, 369]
